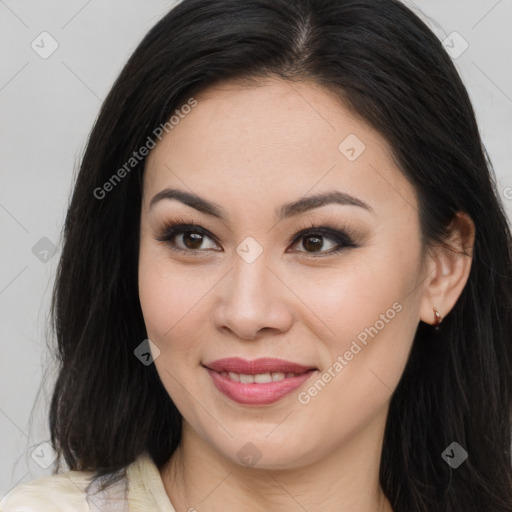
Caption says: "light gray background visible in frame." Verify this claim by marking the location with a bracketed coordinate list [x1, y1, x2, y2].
[1, 0, 511, 498]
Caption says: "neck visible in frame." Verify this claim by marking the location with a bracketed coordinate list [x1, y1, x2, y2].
[159, 405, 393, 512]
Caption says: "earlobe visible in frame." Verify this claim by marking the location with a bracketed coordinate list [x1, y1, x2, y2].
[419, 211, 475, 327]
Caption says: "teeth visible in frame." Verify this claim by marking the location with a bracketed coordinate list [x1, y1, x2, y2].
[254, 373, 272, 383]
[220, 371, 299, 383]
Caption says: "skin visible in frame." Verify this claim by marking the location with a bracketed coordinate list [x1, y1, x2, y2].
[138, 78, 475, 512]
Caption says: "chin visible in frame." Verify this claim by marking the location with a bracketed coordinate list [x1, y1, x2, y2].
[208, 430, 326, 471]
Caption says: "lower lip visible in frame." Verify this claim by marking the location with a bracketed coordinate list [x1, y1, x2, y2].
[205, 368, 316, 405]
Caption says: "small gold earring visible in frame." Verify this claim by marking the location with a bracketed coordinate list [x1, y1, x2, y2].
[433, 307, 442, 330]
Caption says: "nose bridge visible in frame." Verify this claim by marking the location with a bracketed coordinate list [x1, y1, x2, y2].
[214, 237, 293, 338]
[228, 242, 273, 308]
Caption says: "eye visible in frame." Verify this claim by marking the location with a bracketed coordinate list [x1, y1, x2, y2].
[155, 217, 358, 257]
[155, 218, 220, 255]
[287, 225, 357, 256]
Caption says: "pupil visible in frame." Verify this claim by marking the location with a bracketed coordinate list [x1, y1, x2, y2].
[303, 235, 323, 252]
[184, 232, 203, 249]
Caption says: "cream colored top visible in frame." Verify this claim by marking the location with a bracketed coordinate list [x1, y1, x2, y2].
[0, 452, 176, 511]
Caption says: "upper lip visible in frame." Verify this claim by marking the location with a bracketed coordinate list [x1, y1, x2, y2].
[203, 357, 317, 375]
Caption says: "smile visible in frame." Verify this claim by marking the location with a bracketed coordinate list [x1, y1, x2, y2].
[203, 357, 318, 405]
[218, 371, 301, 383]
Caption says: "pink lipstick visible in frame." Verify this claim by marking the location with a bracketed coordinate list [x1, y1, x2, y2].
[203, 357, 317, 405]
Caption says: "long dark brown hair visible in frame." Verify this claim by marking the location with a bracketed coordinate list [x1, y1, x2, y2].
[45, 0, 512, 510]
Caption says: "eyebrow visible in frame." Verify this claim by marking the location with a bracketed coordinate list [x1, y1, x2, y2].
[149, 187, 374, 221]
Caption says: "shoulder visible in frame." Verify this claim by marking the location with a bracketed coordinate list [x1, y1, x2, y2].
[0, 452, 171, 512]
[0, 470, 95, 512]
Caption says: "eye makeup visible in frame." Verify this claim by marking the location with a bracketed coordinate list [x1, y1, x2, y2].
[154, 214, 363, 258]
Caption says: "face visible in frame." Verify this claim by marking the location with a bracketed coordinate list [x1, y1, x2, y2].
[138, 78, 428, 470]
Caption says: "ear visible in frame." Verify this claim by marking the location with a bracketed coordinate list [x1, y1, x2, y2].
[419, 211, 475, 326]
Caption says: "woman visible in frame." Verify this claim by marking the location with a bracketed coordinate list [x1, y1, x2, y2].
[2, 0, 511, 511]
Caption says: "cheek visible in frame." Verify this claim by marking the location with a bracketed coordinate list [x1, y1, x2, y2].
[138, 243, 213, 341]
[293, 269, 417, 440]
[297, 261, 400, 343]
[138, 250, 211, 407]
[301, 244, 420, 381]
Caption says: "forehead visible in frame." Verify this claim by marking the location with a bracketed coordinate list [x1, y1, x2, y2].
[142, 78, 418, 221]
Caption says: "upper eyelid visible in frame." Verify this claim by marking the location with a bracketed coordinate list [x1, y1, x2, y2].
[155, 208, 362, 235]
[158, 221, 348, 237]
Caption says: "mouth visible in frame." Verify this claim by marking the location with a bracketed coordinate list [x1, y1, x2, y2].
[213, 370, 307, 383]
[203, 357, 317, 374]
[202, 357, 318, 405]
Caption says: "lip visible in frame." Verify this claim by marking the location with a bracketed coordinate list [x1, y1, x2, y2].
[203, 357, 317, 406]
[203, 357, 316, 375]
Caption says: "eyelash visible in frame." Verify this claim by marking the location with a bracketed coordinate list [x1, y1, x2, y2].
[154, 215, 358, 258]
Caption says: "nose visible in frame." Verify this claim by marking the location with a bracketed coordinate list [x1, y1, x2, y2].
[213, 250, 295, 341]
